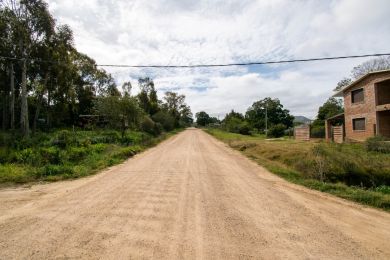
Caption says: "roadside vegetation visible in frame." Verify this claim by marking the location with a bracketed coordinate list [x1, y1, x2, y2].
[206, 128, 390, 210]
[0, 129, 181, 185]
[198, 88, 390, 210]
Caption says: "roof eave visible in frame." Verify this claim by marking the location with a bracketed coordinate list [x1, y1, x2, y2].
[331, 69, 390, 97]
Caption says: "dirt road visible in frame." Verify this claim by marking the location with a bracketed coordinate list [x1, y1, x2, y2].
[0, 129, 389, 259]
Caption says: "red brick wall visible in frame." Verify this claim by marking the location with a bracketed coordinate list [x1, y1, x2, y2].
[343, 71, 390, 141]
[294, 125, 310, 141]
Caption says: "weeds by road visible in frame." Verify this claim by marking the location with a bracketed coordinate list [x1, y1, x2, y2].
[0, 129, 181, 186]
[205, 128, 390, 210]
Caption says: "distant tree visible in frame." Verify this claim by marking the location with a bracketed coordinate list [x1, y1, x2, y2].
[245, 97, 294, 131]
[195, 111, 211, 126]
[224, 110, 244, 121]
[223, 110, 251, 135]
[137, 77, 159, 115]
[311, 98, 344, 138]
[316, 97, 344, 122]
[334, 56, 390, 92]
[351, 56, 390, 79]
[163, 91, 191, 127]
[94, 95, 142, 138]
[122, 81, 132, 96]
[334, 77, 352, 91]
[179, 104, 193, 126]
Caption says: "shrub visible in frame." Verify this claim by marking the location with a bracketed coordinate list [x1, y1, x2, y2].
[0, 164, 32, 183]
[67, 147, 88, 162]
[115, 146, 142, 159]
[101, 131, 121, 143]
[267, 124, 286, 138]
[40, 147, 61, 165]
[141, 116, 161, 136]
[238, 121, 251, 135]
[224, 117, 252, 135]
[15, 148, 38, 165]
[152, 111, 175, 131]
[40, 164, 74, 177]
[366, 136, 390, 153]
[52, 130, 76, 148]
[90, 143, 107, 153]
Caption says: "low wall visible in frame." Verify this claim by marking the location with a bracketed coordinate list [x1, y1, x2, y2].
[294, 125, 310, 141]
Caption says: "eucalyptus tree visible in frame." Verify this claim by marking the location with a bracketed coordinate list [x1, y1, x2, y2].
[1, 0, 55, 136]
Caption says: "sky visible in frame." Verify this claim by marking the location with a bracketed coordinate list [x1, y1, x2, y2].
[46, 0, 390, 119]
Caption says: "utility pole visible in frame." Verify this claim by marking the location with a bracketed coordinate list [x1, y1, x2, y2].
[265, 105, 268, 134]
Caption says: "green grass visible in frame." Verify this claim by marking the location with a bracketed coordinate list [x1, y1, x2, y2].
[205, 128, 390, 210]
[0, 128, 181, 186]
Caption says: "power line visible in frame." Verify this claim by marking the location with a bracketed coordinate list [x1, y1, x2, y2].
[96, 53, 390, 68]
[0, 53, 390, 68]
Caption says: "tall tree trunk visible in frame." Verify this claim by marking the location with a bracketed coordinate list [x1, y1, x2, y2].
[10, 63, 15, 130]
[20, 59, 29, 137]
[47, 89, 51, 130]
[2, 91, 7, 131]
[33, 72, 49, 134]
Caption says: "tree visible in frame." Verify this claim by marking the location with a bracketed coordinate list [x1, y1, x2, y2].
[163, 91, 192, 127]
[2, 0, 55, 137]
[152, 111, 175, 131]
[351, 56, 390, 79]
[334, 77, 352, 91]
[122, 81, 132, 96]
[94, 95, 142, 138]
[195, 111, 211, 126]
[335, 56, 390, 91]
[311, 98, 344, 138]
[137, 77, 159, 115]
[179, 104, 193, 126]
[316, 97, 344, 122]
[222, 110, 251, 135]
[245, 98, 294, 131]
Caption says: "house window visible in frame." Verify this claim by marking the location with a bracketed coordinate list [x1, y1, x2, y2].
[352, 118, 365, 131]
[351, 88, 364, 103]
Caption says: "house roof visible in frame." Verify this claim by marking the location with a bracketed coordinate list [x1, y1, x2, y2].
[325, 112, 344, 121]
[332, 69, 390, 97]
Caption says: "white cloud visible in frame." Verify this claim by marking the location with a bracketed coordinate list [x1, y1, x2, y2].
[47, 0, 390, 118]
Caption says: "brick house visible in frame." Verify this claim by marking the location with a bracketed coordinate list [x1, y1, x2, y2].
[325, 69, 390, 142]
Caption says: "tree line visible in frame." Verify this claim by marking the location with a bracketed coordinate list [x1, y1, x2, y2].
[0, 0, 192, 138]
[196, 97, 294, 137]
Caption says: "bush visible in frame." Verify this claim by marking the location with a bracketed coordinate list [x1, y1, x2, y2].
[40, 147, 61, 165]
[52, 130, 76, 148]
[15, 148, 38, 165]
[238, 121, 251, 135]
[366, 136, 390, 153]
[141, 116, 161, 136]
[101, 131, 121, 143]
[40, 164, 74, 177]
[115, 146, 142, 159]
[67, 147, 88, 162]
[90, 143, 107, 153]
[152, 111, 175, 131]
[267, 124, 286, 138]
[224, 117, 252, 135]
[0, 164, 32, 183]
